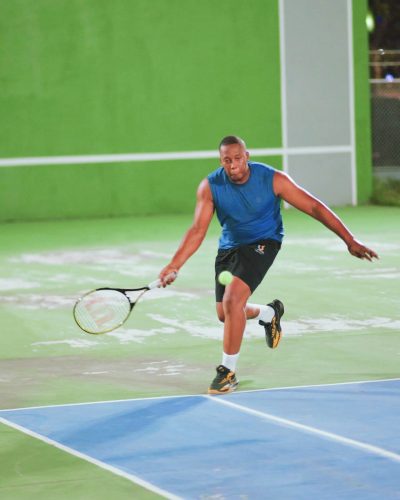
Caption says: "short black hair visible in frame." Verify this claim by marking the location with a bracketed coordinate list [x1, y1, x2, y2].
[219, 135, 246, 150]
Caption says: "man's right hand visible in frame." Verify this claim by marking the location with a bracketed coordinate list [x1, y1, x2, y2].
[159, 266, 179, 287]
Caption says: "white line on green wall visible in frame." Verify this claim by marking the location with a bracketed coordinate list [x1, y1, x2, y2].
[278, 0, 288, 175]
[0, 146, 352, 168]
[347, 0, 357, 206]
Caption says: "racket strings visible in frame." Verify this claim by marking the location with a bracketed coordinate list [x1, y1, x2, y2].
[74, 289, 131, 334]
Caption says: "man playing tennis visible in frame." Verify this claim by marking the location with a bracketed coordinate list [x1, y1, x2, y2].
[159, 136, 378, 394]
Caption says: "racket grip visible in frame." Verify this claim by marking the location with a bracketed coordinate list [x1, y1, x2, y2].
[148, 272, 177, 290]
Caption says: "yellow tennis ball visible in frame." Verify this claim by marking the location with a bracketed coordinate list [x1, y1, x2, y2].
[218, 270, 233, 286]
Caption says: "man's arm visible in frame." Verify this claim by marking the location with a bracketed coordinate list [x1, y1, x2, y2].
[273, 171, 378, 261]
[159, 178, 215, 284]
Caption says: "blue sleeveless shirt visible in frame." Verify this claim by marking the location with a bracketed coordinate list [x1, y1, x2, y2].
[207, 162, 284, 249]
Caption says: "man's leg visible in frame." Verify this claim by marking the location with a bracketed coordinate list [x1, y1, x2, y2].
[208, 277, 251, 395]
[210, 240, 283, 393]
[216, 302, 274, 324]
[245, 304, 272, 320]
[219, 276, 252, 354]
[217, 297, 284, 354]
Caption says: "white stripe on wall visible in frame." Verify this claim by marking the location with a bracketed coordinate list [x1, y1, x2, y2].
[0, 146, 352, 168]
[279, 0, 289, 175]
[347, 0, 357, 205]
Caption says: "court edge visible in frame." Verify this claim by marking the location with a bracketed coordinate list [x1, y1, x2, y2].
[1, 377, 399, 413]
[0, 417, 182, 500]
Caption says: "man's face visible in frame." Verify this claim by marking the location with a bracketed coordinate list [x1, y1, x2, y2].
[219, 143, 250, 184]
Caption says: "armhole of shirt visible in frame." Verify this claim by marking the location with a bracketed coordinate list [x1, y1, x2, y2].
[206, 175, 216, 205]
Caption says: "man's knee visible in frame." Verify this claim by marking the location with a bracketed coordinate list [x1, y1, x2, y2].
[222, 293, 246, 315]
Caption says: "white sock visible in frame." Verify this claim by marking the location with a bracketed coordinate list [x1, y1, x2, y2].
[222, 352, 240, 372]
[247, 303, 275, 323]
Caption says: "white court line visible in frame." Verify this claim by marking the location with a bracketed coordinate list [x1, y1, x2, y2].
[0, 417, 182, 500]
[234, 376, 400, 396]
[207, 396, 400, 464]
[0, 377, 399, 413]
[0, 146, 352, 167]
[0, 392, 200, 413]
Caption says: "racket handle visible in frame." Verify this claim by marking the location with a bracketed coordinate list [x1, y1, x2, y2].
[148, 272, 177, 290]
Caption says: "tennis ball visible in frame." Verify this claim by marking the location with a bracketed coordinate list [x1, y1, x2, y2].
[218, 270, 233, 286]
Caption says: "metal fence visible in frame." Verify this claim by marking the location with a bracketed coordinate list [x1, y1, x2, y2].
[369, 50, 400, 168]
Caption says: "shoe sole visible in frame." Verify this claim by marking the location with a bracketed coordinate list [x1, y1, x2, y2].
[260, 299, 284, 349]
[270, 316, 282, 348]
[208, 381, 239, 395]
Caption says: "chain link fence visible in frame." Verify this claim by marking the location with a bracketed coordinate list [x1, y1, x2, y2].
[369, 50, 400, 170]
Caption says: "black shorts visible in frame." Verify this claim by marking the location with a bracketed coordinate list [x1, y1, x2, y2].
[215, 239, 281, 302]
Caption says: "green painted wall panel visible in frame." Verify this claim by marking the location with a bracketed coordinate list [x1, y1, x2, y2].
[353, 0, 373, 204]
[0, 0, 281, 221]
[0, 0, 281, 157]
[0, 154, 283, 222]
[0, 1, 373, 220]
[0, 161, 208, 221]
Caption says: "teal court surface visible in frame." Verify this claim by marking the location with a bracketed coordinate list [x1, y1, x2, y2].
[1, 379, 400, 499]
[0, 206, 399, 498]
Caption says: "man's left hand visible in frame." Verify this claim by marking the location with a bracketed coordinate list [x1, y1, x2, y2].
[347, 239, 379, 261]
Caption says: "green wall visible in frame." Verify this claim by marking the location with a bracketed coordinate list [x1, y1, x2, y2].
[0, 161, 213, 219]
[353, 0, 373, 204]
[0, 0, 282, 222]
[0, 0, 282, 156]
[0, 0, 372, 221]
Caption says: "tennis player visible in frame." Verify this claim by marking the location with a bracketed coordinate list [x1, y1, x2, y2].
[159, 136, 378, 394]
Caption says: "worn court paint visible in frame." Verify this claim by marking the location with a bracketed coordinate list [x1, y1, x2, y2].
[1, 207, 399, 394]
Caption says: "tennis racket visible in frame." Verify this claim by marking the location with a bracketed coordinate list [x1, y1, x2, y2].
[73, 273, 176, 335]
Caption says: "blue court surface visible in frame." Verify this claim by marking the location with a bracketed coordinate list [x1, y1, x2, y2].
[1, 379, 400, 499]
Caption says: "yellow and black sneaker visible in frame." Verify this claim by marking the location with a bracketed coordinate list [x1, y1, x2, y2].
[259, 299, 284, 349]
[208, 365, 239, 395]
